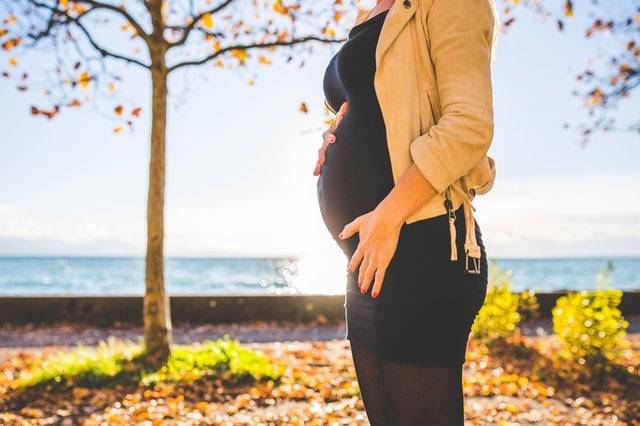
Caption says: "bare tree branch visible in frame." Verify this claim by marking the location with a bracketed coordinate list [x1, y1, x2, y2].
[65, 13, 150, 68]
[25, 0, 150, 68]
[77, 0, 151, 43]
[168, 36, 343, 73]
[168, 0, 236, 49]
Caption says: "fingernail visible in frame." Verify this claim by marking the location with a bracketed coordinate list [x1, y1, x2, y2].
[361, 287, 367, 294]
[372, 291, 378, 298]
[338, 232, 343, 239]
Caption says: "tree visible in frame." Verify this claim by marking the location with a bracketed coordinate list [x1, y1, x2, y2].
[499, 0, 640, 142]
[0, 0, 351, 365]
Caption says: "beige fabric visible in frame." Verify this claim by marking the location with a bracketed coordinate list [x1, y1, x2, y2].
[348, 0, 497, 264]
[354, 0, 497, 224]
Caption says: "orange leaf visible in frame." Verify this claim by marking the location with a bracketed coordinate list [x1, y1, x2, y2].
[299, 102, 308, 113]
[0, 28, 7, 37]
[72, 3, 87, 13]
[131, 107, 141, 117]
[2, 37, 21, 50]
[259, 56, 271, 65]
[113, 127, 122, 133]
[201, 13, 214, 29]
[78, 72, 91, 88]
[564, 0, 573, 18]
[16, 85, 26, 91]
[68, 99, 81, 107]
[109, 83, 116, 92]
[114, 105, 123, 116]
[230, 49, 248, 63]
[8, 56, 16, 66]
[273, 0, 285, 14]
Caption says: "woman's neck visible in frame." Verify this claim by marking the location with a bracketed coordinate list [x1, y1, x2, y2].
[370, 0, 394, 18]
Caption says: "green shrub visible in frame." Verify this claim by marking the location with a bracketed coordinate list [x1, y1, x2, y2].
[552, 288, 629, 364]
[472, 264, 521, 343]
[15, 336, 282, 389]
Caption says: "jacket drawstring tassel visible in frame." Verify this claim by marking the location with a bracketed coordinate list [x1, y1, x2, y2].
[445, 184, 482, 274]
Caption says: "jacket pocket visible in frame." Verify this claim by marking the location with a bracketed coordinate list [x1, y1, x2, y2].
[419, 88, 442, 135]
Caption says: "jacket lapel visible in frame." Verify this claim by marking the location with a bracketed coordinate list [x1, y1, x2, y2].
[376, 1, 419, 64]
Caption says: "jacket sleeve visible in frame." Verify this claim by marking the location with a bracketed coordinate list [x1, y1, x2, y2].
[409, 0, 496, 194]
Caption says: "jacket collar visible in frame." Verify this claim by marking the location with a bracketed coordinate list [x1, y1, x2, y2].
[376, 0, 418, 64]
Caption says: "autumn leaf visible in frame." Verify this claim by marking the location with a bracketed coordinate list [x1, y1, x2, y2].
[78, 72, 91, 88]
[258, 56, 271, 65]
[230, 49, 248, 64]
[322, 27, 336, 37]
[299, 102, 308, 113]
[564, 0, 573, 18]
[67, 99, 81, 107]
[113, 126, 122, 133]
[0, 28, 7, 37]
[273, 0, 286, 14]
[201, 13, 214, 29]
[131, 107, 141, 117]
[114, 105, 123, 116]
[8, 57, 16, 66]
[2, 37, 21, 51]
[109, 83, 116, 92]
[2, 15, 17, 25]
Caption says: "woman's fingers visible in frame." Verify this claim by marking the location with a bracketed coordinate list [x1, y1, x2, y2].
[370, 263, 388, 299]
[315, 102, 347, 176]
[333, 102, 348, 129]
[358, 255, 376, 293]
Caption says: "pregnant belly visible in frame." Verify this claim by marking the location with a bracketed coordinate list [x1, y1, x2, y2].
[316, 118, 393, 240]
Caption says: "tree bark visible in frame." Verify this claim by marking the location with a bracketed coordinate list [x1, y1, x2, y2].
[144, 49, 171, 366]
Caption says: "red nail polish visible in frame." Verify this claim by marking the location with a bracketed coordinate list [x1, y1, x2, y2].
[361, 286, 366, 294]
[372, 291, 378, 298]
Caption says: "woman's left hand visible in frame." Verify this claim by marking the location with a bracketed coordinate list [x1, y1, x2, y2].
[339, 209, 402, 299]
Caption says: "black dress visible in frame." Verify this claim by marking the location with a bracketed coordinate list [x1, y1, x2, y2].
[317, 11, 488, 366]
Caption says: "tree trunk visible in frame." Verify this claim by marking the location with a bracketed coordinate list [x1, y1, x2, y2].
[144, 57, 171, 366]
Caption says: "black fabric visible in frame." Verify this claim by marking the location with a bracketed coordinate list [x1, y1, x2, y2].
[351, 343, 464, 426]
[317, 10, 488, 366]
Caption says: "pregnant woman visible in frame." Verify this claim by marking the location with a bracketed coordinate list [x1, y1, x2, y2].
[315, 0, 497, 424]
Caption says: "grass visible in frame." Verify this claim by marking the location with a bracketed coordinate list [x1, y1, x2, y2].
[12, 336, 282, 390]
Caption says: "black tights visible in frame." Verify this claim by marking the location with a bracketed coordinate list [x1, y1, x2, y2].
[351, 343, 464, 426]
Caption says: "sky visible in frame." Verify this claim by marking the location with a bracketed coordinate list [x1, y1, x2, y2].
[0, 1, 639, 261]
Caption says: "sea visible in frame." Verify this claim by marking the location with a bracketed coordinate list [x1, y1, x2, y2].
[0, 256, 638, 296]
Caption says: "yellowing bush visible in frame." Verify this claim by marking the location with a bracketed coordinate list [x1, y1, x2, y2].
[552, 288, 629, 364]
[472, 264, 521, 344]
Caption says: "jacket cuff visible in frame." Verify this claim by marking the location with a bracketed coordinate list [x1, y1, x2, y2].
[409, 135, 456, 194]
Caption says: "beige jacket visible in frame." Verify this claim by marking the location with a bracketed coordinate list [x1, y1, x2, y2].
[340, 0, 497, 268]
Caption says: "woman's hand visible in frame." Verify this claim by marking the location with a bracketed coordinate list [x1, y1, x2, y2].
[339, 208, 403, 299]
[313, 102, 348, 176]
